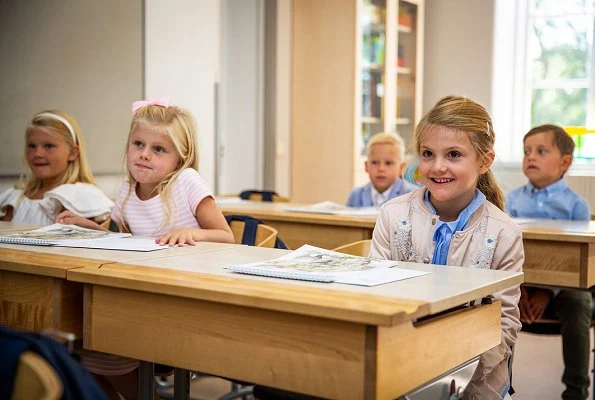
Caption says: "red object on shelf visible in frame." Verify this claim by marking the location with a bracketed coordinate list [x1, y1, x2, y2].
[398, 13, 413, 28]
[397, 57, 406, 67]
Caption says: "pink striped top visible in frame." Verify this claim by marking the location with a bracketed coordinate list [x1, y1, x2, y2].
[111, 168, 213, 237]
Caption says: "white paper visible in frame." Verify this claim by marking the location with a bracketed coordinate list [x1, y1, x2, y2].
[53, 237, 166, 252]
[284, 201, 378, 216]
[215, 197, 247, 205]
[513, 218, 537, 225]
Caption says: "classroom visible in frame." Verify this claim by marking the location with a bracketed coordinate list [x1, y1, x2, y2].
[0, 1, 594, 400]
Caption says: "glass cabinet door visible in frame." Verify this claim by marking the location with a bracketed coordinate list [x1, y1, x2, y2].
[394, 0, 421, 144]
[359, 0, 387, 156]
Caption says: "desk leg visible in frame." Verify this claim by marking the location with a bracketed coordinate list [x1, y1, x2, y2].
[174, 368, 190, 400]
[139, 361, 154, 399]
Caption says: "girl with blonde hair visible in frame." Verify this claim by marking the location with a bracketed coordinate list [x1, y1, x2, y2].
[58, 98, 233, 246]
[0, 110, 112, 224]
[370, 96, 522, 399]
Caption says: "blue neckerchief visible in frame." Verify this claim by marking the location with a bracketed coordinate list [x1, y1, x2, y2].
[424, 189, 486, 265]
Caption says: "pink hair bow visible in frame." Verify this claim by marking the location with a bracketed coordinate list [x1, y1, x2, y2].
[132, 97, 171, 113]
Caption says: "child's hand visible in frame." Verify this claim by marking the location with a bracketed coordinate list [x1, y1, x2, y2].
[55, 211, 104, 230]
[526, 288, 552, 323]
[156, 228, 199, 246]
[519, 286, 552, 324]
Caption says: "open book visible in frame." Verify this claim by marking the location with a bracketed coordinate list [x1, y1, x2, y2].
[226, 244, 429, 286]
[0, 224, 165, 252]
[284, 201, 379, 217]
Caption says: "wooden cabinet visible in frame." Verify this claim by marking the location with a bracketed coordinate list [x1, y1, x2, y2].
[292, 0, 424, 203]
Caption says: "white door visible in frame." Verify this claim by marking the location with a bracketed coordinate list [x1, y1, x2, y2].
[145, 0, 221, 188]
[217, 0, 265, 195]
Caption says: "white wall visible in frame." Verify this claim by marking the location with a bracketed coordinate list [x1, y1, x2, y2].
[145, 0, 220, 189]
[423, 0, 495, 112]
[0, 0, 142, 193]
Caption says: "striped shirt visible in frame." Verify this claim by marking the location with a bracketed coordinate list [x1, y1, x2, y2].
[111, 168, 213, 237]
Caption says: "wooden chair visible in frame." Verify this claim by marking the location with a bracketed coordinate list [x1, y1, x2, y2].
[332, 239, 371, 257]
[11, 351, 63, 400]
[229, 220, 278, 248]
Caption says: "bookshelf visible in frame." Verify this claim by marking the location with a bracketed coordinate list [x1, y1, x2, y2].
[292, 0, 424, 203]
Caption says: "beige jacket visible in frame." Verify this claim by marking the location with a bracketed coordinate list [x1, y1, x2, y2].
[370, 188, 523, 400]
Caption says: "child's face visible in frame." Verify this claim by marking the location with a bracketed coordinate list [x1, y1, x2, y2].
[127, 124, 181, 198]
[418, 126, 492, 218]
[364, 143, 403, 193]
[26, 126, 78, 188]
[523, 131, 571, 189]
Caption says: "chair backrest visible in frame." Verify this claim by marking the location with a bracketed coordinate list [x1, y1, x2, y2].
[225, 215, 288, 249]
[229, 221, 278, 248]
[333, 240, 372, 257]
[11, 351, 63, 400]
[239, 190, 290, 202]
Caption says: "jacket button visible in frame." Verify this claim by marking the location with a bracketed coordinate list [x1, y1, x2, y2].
[423, 257, 430, 263]
[431, 219, 436, 225]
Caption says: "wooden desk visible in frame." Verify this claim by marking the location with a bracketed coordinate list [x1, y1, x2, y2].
[518, 219, 595, 288]
[69, 245, 523, 399]
[220, 202, 595, 289]
[220, 201, 376, 249]
[0, 241, 238, 335]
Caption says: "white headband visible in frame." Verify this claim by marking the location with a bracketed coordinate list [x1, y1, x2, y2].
[35, 112, 77, 144]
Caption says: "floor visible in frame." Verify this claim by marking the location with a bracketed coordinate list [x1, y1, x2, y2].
[159, 331, 593, 400]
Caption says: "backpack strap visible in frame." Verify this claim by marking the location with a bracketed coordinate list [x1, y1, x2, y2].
[240, 218, 259, 246]
[225, 214, 288, 249]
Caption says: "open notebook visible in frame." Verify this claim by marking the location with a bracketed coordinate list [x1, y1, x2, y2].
[0, 224, 165, 252]
[226, 244, 429, 286]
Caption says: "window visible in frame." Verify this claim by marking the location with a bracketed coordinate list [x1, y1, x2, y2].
[493, 0, 595, 163]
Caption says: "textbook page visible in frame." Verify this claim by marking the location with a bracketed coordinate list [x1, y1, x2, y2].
[226, 244, 429, 286]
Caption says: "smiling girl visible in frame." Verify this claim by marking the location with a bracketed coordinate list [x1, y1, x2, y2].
[0, 110, 112, 225]
[370, 96, 523, 400]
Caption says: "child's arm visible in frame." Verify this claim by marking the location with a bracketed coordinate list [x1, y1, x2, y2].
[55, 210, 108, 231]
[156, 197, 234, 246]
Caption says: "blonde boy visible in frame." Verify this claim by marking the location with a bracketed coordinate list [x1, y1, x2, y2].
[346, 132, 414, 207]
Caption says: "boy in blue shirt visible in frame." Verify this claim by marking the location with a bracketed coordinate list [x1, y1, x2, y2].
[507, 124, 592, 400]
[346, 132, 414, 207]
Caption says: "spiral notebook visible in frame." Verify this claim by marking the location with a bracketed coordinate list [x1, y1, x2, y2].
[0, 223, 165, 251]
[226, 244, 429, 286]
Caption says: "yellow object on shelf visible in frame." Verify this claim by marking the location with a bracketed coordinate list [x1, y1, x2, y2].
[563, 126, 595, 160]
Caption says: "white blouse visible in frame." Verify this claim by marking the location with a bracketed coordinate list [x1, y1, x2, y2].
[0, 183, 113, 225]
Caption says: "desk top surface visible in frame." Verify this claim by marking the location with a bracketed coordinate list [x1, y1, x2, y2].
[0, 241, 238, 278]
[219, 200, 595, 243]
[219, 200, 377, 227]
[517, 219, 595, 242]
[68, 244, 523, 327]
[0, 221, 39, 233]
